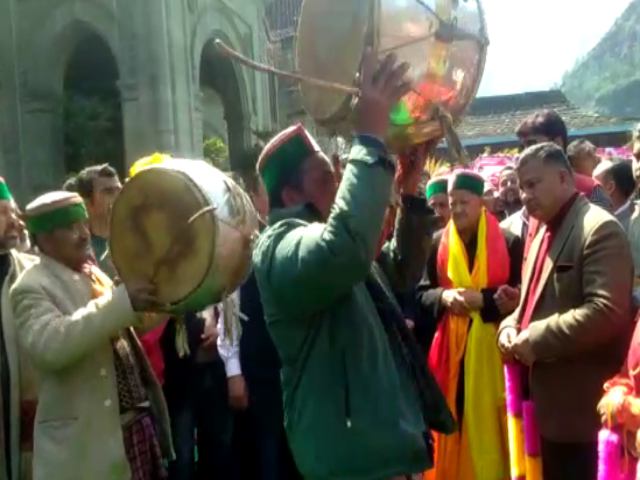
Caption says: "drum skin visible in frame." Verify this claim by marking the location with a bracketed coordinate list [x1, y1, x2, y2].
[110, 159, 259, 314]
[296, 0, 487, 150]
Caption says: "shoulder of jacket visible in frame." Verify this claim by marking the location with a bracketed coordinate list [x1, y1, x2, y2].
[582, 203, 625, 238]
[253, 218, 312, 260]
[11, 251, 39, 268]
[11, 259, 47, 294]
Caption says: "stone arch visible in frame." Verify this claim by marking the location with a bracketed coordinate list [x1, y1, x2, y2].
[63, 30, 124, 175]
[26, 2, 119, 96]
[19, 2, 124, 192]
[192, 8, 252, 168]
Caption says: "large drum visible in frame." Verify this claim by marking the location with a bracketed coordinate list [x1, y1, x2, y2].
[296, 0, 488, 150]
[110, 159, 259, 314]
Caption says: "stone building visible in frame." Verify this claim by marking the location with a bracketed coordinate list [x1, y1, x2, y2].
[0, 0, 277, 201]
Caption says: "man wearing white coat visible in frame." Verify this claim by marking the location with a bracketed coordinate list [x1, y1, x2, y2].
[11, 191, 173, 480]
[0, 177, 38, 480]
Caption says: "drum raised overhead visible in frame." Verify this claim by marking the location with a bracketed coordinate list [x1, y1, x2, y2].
[296, 0, 488, 150]
[110, 159, 258, 314]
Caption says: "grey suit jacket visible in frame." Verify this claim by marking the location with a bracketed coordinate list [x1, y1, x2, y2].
[500, 196, 634, 442]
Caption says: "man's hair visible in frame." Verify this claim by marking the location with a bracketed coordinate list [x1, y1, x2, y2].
[499, 165, 515, 180]
[517, 142, 574, 174]
[567, 139, 596, 164]
[604, 160, 636, 199]
[516, 110, 568, 150]
[72, 164, 118, 200]
[62, 175, 79, 192]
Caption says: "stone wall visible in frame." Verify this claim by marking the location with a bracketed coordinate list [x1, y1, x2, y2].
[0, 0, 276, 202]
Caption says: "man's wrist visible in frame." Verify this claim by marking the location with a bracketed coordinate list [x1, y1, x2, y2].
[353, 134, 395, 170]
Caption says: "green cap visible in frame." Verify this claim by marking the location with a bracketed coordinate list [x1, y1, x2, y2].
[258, 124, 321, 199]
[448, 171, 485, 197]
[0, 178, 13, 202]
[25, 191, 89, 235]
[426, 177, 448, 199]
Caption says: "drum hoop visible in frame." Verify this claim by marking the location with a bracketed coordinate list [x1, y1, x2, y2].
[296, 0, 369, 122]
[109, 168, 218, 308]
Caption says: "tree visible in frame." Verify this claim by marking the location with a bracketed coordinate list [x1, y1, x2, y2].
[63, 92, 124, 175]
[203, 136, 230, 170]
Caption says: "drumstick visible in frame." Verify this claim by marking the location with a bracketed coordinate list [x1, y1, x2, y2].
[214, 39, 359, 95]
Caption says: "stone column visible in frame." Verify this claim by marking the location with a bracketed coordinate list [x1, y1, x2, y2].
[20, 92, 66, 197]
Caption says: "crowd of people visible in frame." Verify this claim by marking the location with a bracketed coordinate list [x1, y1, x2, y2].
[2, 52, 640, 480]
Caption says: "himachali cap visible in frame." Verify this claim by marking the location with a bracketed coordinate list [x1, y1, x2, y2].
[425, 177, 448, 200]
[257, 123, 321, 198]
[24, 191, 88, 235]
[0, 177, 12, 202]
[448, 171, 485, 197]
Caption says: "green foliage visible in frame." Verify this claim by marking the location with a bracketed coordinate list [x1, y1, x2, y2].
[203, 136, 230, 170]
[562, 0, 640, 116]
[63, 93, 124, 175]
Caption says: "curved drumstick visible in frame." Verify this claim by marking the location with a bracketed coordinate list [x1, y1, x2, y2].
[213, 39, 359, 95]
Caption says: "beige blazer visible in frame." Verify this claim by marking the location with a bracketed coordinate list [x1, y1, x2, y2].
[0, 251, 38, 480]
[10, 255, 172, 480]
[500, 196, 635, 442]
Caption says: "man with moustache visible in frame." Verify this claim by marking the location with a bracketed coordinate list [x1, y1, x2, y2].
[498, 143, 634, 480]
[0, 178, 38, 480]
[11, 191, 173, 480]
[416, 171, 522, 480]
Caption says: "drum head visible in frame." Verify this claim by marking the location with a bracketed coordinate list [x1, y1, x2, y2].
[297, 0, 487, 150]
[296, 0, 370, 123]
[110, 168, 216, 306]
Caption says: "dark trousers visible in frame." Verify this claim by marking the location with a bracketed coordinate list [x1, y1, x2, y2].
[232, 379, 301, 480]
[165, 359, 232, 480]
[541, 438, 598, 480]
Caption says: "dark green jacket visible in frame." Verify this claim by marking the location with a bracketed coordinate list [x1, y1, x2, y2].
[253, 138, 448, 480]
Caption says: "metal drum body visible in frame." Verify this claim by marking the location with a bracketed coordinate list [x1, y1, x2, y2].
[110, 159, 258, 314]
[296, 0, 487, 150]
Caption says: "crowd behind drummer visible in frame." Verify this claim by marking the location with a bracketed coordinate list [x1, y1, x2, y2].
[3, 54, 640, 480]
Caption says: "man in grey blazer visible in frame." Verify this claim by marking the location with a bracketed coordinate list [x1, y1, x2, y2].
[498, 143, 634, 480]
[11, 191, 173, 480]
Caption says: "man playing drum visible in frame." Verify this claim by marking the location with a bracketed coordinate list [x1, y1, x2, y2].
[253, 51, 454, 480]
[11, 191, 173, 480]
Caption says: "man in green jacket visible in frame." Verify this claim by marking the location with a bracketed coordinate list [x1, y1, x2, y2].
[253, 51, 454, 480]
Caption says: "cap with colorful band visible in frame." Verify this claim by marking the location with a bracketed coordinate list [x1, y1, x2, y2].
[425, 177, 448, 200]
[25, 191, 89, 235]
[258, 124, 321, 198]
[448, 171, 485, 197]
[0, 178, 13, 202]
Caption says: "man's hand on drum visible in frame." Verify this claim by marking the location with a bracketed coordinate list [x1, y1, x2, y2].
[125, 280, 162, 312]
[355, 49, 412, 140]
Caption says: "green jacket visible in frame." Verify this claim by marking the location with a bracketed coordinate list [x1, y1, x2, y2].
[253, 138, 447, 480]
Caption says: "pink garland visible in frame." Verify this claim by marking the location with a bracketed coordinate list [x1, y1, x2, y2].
[598, 428, 637, 480]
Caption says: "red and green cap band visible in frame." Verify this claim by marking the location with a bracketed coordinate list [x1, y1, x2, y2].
[448, 172, 485, 197]
[0, 178, 12, 202]
[426, 178, 448, 199]
[258, 124, 320, 198]
[26, 202, 88, 235]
